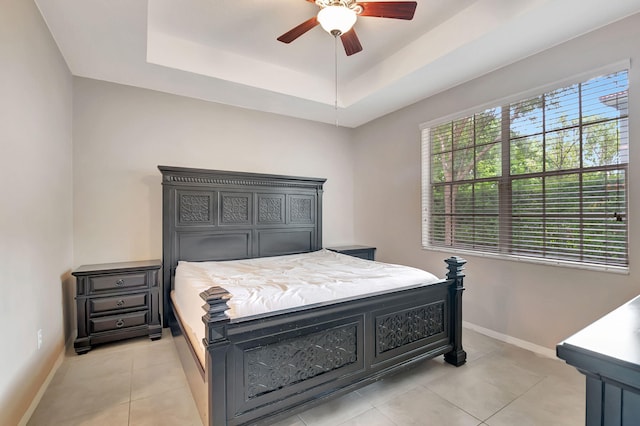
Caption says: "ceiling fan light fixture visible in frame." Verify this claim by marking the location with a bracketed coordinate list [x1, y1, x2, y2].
[317, 6, 357, 36]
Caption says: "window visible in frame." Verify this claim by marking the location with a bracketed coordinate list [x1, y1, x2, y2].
[422, 70, 629, 269]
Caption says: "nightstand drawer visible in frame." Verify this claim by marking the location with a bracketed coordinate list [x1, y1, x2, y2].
[327, 245, 376, 261]
[89, 272, 148, 293]
[90, 311, 148, 333]
[341, 249, 374, 260]
[90, 293, 148, 314]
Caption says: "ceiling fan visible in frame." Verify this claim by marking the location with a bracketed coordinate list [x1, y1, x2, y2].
[277, 0, 418, 56]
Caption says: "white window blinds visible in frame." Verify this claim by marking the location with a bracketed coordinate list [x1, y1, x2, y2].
[422, 70, 629, 268]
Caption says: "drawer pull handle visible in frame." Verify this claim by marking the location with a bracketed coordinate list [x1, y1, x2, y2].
[115, 300, 125, 308]
[115, 319, 125, 328]
[115, 279, 125, 287]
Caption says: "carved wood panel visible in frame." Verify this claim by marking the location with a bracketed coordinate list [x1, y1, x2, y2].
[220, 193, 252, 225]
[289, 195, 314, 224]
[258, 194, 285, 224]
[376, 301, 445, 354]
[177, 191, 214, 226]
[245, 324, 358, 398]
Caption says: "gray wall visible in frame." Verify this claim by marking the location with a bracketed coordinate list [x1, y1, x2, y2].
[0, 0, 73, 424]
[72, 78, 356, 266]
[353, 13, 640, 349]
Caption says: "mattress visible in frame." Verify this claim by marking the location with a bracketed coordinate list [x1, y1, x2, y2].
[171, 249, 440, 366]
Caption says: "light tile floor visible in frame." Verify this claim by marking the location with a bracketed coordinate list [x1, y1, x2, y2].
[28, 328, 585, 426]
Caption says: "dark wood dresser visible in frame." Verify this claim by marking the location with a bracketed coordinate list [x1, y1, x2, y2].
[556, 295, 640, 425]
[327, 245, 376, 260]
[73, 259, 162, 354]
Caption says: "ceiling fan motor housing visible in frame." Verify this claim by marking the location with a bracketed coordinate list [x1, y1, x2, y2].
[278, 1, 417, 56]
[315, 0, 363, 14]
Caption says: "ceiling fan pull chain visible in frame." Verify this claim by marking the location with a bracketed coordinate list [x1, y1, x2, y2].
[335, 34, 339, 127]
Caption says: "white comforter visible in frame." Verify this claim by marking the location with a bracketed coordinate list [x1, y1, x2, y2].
[172, 249, 440, 364]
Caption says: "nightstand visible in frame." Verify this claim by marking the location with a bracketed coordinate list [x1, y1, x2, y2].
[73, 259, 162, 354]
[326, 245, 376, 261]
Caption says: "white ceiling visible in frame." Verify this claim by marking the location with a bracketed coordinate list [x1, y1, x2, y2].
[35, 0, 640, 128]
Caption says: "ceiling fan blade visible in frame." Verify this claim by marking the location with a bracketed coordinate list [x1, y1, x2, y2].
[357, 1, 417, 20]
[341, 29, 363, 56]
[277, 16, 319, 43]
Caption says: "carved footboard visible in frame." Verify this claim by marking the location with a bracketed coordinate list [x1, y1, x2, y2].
[199, 257, 466, 426]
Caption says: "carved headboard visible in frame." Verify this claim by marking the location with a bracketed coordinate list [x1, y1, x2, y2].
[158, 166, 326, 325]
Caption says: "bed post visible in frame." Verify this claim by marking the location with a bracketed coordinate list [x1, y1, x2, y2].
[201, 287, 232, 426]
[444, 256, 467, 367]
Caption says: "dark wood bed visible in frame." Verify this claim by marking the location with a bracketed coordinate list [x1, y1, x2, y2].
[159, 165, 467, 426]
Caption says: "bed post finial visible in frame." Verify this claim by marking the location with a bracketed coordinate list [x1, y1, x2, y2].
[200, 286, 231, 343]
[445, 256, 466, 283]
[200, 286, 231, 426]
[444, 256, 467, 367]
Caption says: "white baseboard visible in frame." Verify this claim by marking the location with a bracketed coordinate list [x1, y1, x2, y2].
[18, 339, 70, 426]
[463, 321, 557, 359]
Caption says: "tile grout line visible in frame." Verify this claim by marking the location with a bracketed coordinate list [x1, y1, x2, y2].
[421, 348, 532, 424]
[481, 374, 549, 424]
[374, 406, 401, 426]
[423, 386, 485, 425]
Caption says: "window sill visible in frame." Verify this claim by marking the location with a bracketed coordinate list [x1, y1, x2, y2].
[422, 245, 629, 275]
